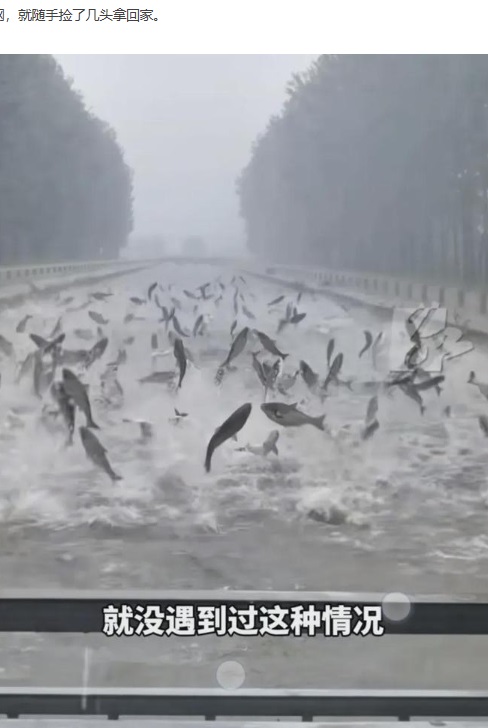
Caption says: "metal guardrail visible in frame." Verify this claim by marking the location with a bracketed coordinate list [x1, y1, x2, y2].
[0, 259, 139, 283]
[0, 255, 241, 285]
[0, 687, 487, 721]
[0, 591, 485, 720]
[264, 262, 488, 324]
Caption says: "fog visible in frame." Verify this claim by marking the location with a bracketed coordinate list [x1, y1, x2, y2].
[3, 55, 488, 699]
[55, 54, 318, 255]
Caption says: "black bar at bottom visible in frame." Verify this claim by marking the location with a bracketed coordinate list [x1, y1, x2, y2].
[0, 689, 487, 719]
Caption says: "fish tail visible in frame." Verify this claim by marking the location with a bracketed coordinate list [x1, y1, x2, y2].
[271, 444, 279, 455]
[281, 353, 289, 360]
[204, 446, 213, 473]
[313, 414, 326, 431]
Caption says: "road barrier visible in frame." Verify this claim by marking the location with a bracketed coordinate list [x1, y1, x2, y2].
[0, 590, 485, 720]
[257, 262, 488, 337]
[0, 259, 142, 284]
[0, 255, 247, 286]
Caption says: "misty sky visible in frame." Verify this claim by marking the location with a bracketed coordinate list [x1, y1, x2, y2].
[55, 55, 317, 252]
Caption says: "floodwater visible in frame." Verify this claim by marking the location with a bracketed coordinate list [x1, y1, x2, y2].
[0, 261, 487, 691]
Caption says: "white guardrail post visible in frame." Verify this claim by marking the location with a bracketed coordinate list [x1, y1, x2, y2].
[261, 262, 488, 336]
[0, 255, 244, 286]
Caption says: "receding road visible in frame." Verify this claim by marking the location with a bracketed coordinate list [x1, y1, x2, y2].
[0, 260, 487, 691]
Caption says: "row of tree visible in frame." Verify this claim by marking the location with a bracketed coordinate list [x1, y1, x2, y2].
[237, 55, 488, 286]
[0, 55, 133, 266]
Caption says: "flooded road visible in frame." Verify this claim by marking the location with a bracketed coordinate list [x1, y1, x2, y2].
[0, 261, 487, 691]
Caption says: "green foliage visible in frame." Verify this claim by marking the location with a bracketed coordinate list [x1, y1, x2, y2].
[237, 55, 488, 286]
[0, 55, 133, 265]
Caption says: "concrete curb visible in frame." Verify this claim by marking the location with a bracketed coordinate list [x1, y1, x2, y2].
[242, 266, 488, 348]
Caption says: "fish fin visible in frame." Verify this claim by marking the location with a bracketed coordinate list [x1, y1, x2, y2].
[271, 444, 279, 455]
[314, 414, 326, 431]
[281, 353, 289, 360]
[231, 434, 238, 442]
[112, 473, 123, 481]
[290, 402, 298, 409]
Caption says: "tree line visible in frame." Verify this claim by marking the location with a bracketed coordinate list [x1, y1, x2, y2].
[0, 55, 133, 266]
[237, 55, 488, 287]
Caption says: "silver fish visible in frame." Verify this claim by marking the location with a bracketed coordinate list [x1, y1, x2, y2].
[261, 402, 325, 430]
[88, 311, 108, 326]
[62, 368, 99, 429]
[359, 330, 373, 358]
[262, 429, 280, 456]
[172, 315, 190, 338]
[167, 331, 195, 366]
[221, 327, 249, 368]
[33, 350, 43, 398]
[84, 337, 108, 370]
[326, 339, 335, 368]
[51, 382, 75, 446]
[412, 374, 444, 393]
[16, 315, 32, 333]
[254, 330, 288, 360]
[74, 329, 95, 341]
[139, 371, 175, 384]
[50, 317, 62, 338]
[322, 352, 344, 391]
[268, 295, 284, 306]
[251, 352, 267, 388]
[399, 382, 425, 415]
[242, 305, 255, 320]
[173, 336, 187, 389]
[147, 282, 158, 300]
[193, 314, 204, 337]
[479, 415, 488, 437]
[205, 402, 252, 472]
[299, 360, 319, 391]
[365, 395, 378, 425]
[362, 419, 380, 440]
[79, 426, 122, 482]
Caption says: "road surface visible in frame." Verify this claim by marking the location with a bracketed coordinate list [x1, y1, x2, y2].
[0, 261, 487, 692]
